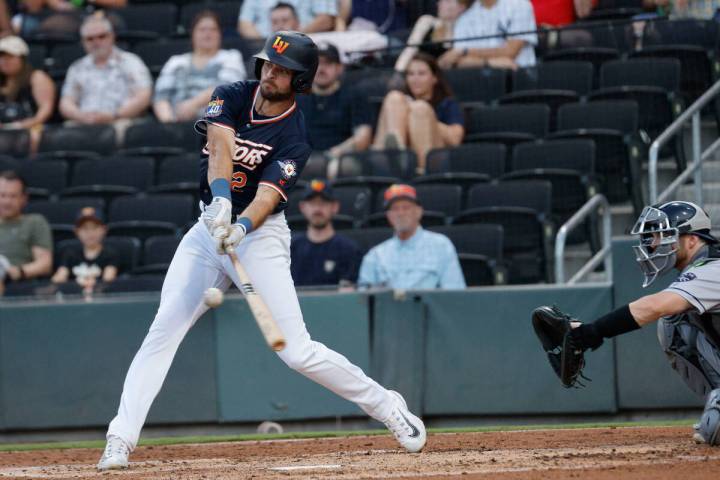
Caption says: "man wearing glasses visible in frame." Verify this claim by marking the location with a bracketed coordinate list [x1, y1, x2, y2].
[59, 12, 152, 128]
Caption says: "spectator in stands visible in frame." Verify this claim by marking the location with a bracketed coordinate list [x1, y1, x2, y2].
[238, 0, 336, 39]
[652, 0, 720, 19]
[51, 206, 118, 295]
[438, 0, 538, 69]
[358, 184, 465, 290]
[531, 0, 594, 49]
[11, 0, 126, 37]
[341, 0, 408, 33]
[153, 11, 246, 123]
[270, 1, 300, 31]
[0, 35, 55, 154]
[373, 53, 464, 174]
[296, 42, 371, 169]
[59, 13, 152, 129]
[394, 0, 472, 74]
[0, 170, 52, 295]
[291, 180, 362, 287]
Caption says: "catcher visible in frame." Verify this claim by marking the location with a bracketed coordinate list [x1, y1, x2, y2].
[533, 201, 720, 445]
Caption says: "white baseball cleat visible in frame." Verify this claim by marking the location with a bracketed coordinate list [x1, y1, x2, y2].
[383, 391, 427, 453]
[97, 435, 130, 471]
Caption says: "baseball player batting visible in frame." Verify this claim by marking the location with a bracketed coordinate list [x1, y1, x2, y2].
[97, 31, 426, 471]
[532, 201, 720, 445]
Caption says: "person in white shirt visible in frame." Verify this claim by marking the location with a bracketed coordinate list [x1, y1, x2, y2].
[438, 0, 538, 70]
[153, 11, 246, 123]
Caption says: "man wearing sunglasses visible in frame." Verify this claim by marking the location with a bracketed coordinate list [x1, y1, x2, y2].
[532, 201, 720, 446]
[59, 12, 152, 126]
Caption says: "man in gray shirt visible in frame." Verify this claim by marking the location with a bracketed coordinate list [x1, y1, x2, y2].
[533, 201, 720, 446]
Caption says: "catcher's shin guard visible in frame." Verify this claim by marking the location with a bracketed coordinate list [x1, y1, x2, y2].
[697, 388, 720, 445]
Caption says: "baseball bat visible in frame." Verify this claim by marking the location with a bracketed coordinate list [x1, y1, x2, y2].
[229, 252, 286, 351]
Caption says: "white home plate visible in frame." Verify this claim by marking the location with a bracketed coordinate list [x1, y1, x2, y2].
[270, 464, 342, 472]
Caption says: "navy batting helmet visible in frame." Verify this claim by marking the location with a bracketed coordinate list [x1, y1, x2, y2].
[253, 31, 319, 93]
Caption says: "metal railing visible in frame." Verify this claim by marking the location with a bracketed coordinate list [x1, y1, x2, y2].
[649, 79, 720, 205]
[555, 194, 612, 284]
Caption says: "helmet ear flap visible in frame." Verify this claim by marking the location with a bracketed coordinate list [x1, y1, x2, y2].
[254, 59, 264, 81]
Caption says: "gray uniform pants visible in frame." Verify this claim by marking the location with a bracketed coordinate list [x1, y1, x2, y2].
[658, 316, 720, 397]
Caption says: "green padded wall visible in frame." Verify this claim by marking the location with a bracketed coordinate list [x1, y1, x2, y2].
[214, 293, 369, 422]
[420, 286, 617, 415]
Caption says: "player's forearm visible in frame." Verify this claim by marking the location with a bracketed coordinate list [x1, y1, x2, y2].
[240, 186, 282, 230]
[206, 125, 235, 189]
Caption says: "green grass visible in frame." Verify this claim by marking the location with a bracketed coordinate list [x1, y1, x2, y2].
[0, 419, 696, 452]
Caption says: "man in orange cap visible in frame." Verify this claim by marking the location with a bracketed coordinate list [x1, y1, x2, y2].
[358, 184, 465, 289]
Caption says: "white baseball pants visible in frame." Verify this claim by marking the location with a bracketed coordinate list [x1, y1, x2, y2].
[107, 213, 394, 449]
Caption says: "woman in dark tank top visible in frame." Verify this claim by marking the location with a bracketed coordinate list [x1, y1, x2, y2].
[0, 35, 55, 154]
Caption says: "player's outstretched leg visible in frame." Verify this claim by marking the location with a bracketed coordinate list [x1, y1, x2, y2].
[98, 224, 230, 470]
[226, 214, 426, 452]
[695, 388, 720, 445]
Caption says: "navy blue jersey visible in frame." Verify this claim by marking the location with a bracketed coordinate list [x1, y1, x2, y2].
[194, 80, 312, 215]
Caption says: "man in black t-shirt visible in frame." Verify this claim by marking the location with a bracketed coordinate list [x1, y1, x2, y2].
[51, 206, 118, 293]
[290, 179, 361, 287]
[295, 43, 371, 169]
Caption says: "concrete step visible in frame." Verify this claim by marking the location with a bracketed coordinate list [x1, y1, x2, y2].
[610, 203, 635, 236]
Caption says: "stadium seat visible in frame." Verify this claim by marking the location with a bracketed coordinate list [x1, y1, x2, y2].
[642, 18, 719, 50]
[455, 180, 553, 284]
[107, 194, 195, 240]
[428, 224, 505, 286]
[334, 185, 373, 227]
[101, 274, 165, 293]
[133, 234, 181, 274]
[591, 58, 683, 146]
[413, 143, 504, 198]
[513, 61, 594, 96]
[25, 197, 105, 224]
[122, 121, 199, 155]
[342, 227, 393, 255]
[27, 43, 47, 69]
[366, 184, 462, 227]
[133, 38, 191, 75]
[179, 1, 240, 35]
[0, 129, 30, 158]
[39, 125, 116, 155]
[505, 139, 597, 246]
[630, 45, 715, 103]
[150, 154, 200, 197]
[69, 156, 155, 190]
[542, 47, 620, 87]
[300, 153, 329, 181]
[464, 104, 550, 150]
[443, 67, 507, 105]
[0, 155, 18, 171]
[115, 4, 178, 37]
[62, 157, 155, 203]
[336, 149, 417, 180]
[18, 160, 68, 198]
[45, 43, 84, 73]
[551, 100, 643, 211]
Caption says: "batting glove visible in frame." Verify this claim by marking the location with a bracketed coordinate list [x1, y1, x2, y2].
[221, 224, 248, 254]
[201, 196, 232, 238]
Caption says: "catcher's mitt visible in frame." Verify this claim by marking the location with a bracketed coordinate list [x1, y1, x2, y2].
[531, 305, 589, 388]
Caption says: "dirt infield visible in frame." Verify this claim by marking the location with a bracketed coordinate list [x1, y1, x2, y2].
[0, 426, 718, 479]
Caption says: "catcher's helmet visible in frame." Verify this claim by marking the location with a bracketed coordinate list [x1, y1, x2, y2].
[253, 31, 318, 93]
[630, 201, 718, 287]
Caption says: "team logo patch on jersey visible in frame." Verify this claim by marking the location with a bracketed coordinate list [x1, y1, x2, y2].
[206, 99, 224, 117]
[280, 160, 297, 179]
[676, 272, 697, 282]
[324, 260, 336, 273]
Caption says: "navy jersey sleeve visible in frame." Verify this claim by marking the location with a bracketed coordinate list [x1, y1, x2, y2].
[435, 98, 465, 127]
[259, 141, 312, 201]
[193, 82, 248, 136]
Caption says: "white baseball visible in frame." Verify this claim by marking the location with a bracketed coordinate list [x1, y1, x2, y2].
[203, 287, 224, 308]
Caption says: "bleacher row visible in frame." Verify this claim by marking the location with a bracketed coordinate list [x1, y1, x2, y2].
[4, 16, 720, 295]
